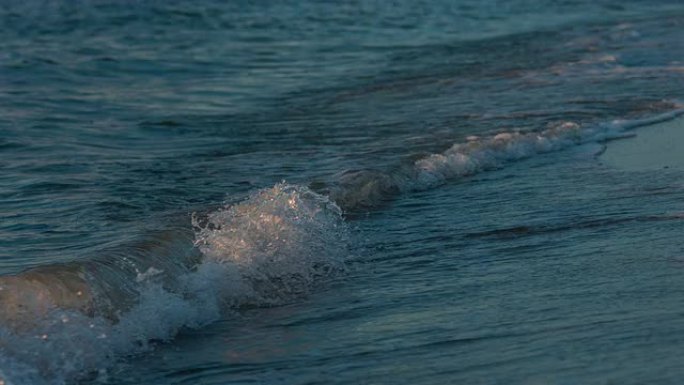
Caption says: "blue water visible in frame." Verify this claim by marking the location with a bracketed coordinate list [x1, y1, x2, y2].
[1, 1, 684, 384]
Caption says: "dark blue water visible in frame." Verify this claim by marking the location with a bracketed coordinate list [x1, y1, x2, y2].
[1, 1, 684, 384]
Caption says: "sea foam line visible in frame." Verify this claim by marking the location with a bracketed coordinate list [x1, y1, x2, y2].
[329, 107, 684, 211]
[413, 108, 684, 187]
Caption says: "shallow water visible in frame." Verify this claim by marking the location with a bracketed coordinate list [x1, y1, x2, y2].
[602, 117, 684, 171]
[1, 1, 684, 384]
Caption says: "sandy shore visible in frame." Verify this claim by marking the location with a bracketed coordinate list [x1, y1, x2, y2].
[601, 116, 684, 171]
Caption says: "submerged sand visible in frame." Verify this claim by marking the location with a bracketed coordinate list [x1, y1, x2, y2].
[601, 117, 684, 171]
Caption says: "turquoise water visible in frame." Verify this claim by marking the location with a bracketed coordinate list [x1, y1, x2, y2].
[1, 1, 684, 384]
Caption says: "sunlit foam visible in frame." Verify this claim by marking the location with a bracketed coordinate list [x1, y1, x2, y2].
[0, 183, 349, 384]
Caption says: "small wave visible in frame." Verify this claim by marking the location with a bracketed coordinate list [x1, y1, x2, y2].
[329, 108, 684, 212]
[0, 183, 349, 384]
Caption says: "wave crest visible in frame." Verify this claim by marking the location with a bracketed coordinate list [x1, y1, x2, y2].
[193, 182, 348, 302]
[0, 183, 350, 384]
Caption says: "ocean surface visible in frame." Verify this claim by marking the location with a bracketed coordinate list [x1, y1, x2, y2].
[1, 0, 684, 384]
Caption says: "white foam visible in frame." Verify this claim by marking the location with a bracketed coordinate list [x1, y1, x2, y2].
[0, 183, 349, 384]
[328, 108, 684, 211]
[193, 182, 348, 302]
[414, 120, 588, 186]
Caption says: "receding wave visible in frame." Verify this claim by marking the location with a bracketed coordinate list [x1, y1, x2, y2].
[0, 184, 348, 385]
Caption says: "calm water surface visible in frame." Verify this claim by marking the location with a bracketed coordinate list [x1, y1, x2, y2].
[1, 1, 684, 384]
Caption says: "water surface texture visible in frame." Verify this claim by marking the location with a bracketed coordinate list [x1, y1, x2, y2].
[1, 1, 684, 384]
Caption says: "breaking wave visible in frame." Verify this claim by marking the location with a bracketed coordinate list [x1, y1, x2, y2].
[0, 184, 348, 385]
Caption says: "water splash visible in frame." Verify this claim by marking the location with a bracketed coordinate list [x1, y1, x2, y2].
[0, 183, 349, 384]
[193, 182, 348, 303]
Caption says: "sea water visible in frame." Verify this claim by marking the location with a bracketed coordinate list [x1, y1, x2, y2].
[1, 1, 684, 384]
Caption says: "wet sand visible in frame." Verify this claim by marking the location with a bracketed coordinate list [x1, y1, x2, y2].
[601, 117, 684, 171]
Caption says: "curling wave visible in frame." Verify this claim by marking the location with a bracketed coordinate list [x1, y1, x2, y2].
[0, 184, 348, 385]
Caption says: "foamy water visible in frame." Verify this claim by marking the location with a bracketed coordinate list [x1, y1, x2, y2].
[0, 184, 349, 384]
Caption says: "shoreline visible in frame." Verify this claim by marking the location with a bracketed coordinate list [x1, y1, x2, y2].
[600, 116, 684, 171]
